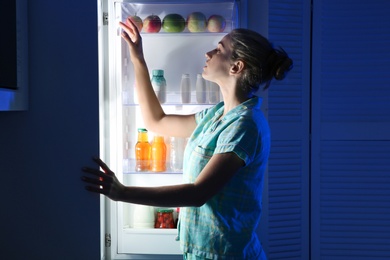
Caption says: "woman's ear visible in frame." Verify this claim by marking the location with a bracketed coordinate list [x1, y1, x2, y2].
[230, 60, 245, 75]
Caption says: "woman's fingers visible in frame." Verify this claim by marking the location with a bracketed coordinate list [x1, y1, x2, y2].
[91, 157, 114, 176]
[85, 185, 109, 196]
[119, 19, 139, 43]
[82, 166, 105, 178]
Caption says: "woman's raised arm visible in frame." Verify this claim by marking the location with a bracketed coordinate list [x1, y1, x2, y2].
[119, 19, 196, 137]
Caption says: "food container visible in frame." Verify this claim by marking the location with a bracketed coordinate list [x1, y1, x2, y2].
[155, 209, 175, 228]
[133, 205, 155, 228]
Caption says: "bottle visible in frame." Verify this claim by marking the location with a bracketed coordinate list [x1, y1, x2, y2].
[180, 73, 191, 104]
[151, 69, 166, 104]
[151, 135, 167, 172]
[208, 81, 220, 104]
[169, 136, 185, 172]
[195, 73, 207, 104]
[175, 207, 180, 228]
[135, 128, 151, 172]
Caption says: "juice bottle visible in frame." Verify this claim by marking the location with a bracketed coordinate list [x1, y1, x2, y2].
[151, 135, 166, 172]
[135, 128, 151, 171]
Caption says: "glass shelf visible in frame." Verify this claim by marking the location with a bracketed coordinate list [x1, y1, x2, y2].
[123, 158, 183, 174]
[123, 227, 177, 234]
[118, 1, 238, 34]
[123, 90, 221, 107]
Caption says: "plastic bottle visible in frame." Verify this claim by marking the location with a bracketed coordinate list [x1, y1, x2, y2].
[180, 73, 191, 104]
[196, 73, 207, 104]
[151, 69, 166, 104]
[169, 136, 185, 172]
[135, 128, 151, 172]
[175, 207, 180, 228]
[151, 135, 167, 172]
[208, 81, 220, 104]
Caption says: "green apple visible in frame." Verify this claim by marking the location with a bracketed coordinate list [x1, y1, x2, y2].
[187, 12, 207, 33]
[162, 14, 185, 33]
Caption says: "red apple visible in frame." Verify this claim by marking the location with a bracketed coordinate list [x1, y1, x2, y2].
[207, 15, 226, 33]
[143, 15, 161, 33]
[186, 12, 207, 33]
[126, 15, 143, 32]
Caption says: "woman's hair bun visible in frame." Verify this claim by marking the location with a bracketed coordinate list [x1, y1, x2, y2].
[269, 48, 293, 81]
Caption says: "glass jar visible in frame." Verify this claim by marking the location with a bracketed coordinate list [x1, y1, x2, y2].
[155, 209, 175, 228]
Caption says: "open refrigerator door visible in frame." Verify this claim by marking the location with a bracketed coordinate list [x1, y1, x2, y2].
[101, 0, 239, 258]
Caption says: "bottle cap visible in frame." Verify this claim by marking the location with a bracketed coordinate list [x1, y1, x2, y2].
[152, 69, 164, 76]
[138, 128, 147, 132]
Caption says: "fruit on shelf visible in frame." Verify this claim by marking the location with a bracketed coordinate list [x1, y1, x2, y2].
[162, 14, 186, 33]
[187, 12, 207, 33]
[143, 15, 162, 33]
[207, 15, 226, 33]
[126, 15, 143, 32]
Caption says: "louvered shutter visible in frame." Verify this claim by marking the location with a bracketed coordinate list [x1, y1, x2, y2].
[311, 0, 390, 259]
[261, 0, 311, 259]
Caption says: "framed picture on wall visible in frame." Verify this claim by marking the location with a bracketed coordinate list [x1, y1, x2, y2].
[0, 0, 28, 111]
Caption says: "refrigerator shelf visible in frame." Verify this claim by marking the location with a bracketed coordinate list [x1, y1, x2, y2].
[123, 227, 177, 235]
[123, 91, 221, 106]
[123, 159, 183, 174]
[119, 0, 238, 34]
[123, 102, 217, 107]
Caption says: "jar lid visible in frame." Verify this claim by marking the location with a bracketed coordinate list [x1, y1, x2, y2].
[157, 208, 173, 213]
[152, 69, 164, 76]
[138, 128, 147, 132]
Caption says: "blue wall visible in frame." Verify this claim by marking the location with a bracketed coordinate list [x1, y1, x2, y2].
[0, 1, 100, 259]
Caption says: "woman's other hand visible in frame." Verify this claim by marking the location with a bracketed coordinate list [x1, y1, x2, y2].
[81, 157, 124, 201]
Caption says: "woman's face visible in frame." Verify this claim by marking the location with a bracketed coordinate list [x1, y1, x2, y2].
[202, 34, 233, 82]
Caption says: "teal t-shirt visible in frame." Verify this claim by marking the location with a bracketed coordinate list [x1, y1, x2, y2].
[179, 96, 270, 259]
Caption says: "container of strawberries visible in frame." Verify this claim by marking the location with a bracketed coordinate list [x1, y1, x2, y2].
[155, 208, 175, 228]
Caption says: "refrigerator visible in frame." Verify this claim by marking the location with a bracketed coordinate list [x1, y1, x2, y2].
[99, 0, 242, 258]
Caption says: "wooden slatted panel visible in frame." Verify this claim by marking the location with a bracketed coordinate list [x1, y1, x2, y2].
[267, 140, 308, 259]
[319, 141, 390, 259]
[265, 0, 311, 259]
[319, 1, 390, 123]
[312, 0, 390, 259]
[268, 1, 308, 123]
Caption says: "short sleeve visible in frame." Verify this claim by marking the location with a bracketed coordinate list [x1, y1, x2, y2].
[214, 117, 260, 165]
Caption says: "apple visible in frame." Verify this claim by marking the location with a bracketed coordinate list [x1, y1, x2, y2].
[162, 14, 185, 33]
[207, 15, 226, 33]
[186, 12, 207, 33]
[126, 15, 143, 32]
[143, 15, 161, 33]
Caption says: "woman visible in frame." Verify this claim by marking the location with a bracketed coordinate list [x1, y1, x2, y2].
[82, 19, 292, 259]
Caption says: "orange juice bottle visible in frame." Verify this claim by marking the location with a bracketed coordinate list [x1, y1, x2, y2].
[151, 135, 166, 172]
[135, 128, 151, 172]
